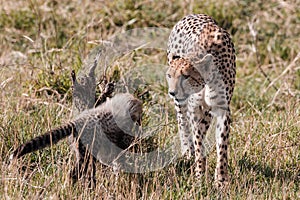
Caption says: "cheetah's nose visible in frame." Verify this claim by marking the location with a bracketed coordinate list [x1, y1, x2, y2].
[169, 91, 176, 97]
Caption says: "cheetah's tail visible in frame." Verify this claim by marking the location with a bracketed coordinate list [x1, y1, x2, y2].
[10, 122, 76, 160]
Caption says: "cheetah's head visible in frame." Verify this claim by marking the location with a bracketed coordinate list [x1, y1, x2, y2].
[166, 54, 213, 105]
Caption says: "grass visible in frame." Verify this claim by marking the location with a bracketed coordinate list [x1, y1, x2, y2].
[1, 0, 299, 199]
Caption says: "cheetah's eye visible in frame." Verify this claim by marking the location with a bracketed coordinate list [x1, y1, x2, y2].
[172, 55, 181, 60]
[167, 74, 171, 79]
[182, 74, 190, 79]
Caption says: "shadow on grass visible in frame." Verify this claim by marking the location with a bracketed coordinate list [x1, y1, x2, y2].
[238, 154, 300, 183]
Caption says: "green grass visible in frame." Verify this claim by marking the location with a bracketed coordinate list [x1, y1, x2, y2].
[1, 0, 299, 199]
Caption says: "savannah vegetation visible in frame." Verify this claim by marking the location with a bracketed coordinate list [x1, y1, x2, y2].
[0, 0, 299, 199]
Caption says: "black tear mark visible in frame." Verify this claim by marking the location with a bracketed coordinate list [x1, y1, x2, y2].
[172, 55, 181, 60]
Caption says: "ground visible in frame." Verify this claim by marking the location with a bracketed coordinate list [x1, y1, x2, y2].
[0, 0, 299, 199]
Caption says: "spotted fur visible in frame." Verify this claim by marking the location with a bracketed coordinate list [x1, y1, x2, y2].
[166, 14, 236, 186]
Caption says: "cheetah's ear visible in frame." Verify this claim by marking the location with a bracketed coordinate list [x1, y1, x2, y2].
[194, 53, 213, 72]
[200, 54, 213, 71]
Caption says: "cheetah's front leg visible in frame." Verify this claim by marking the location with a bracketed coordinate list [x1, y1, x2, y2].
[188, 93, 212, 178]
[174, 103, 194, 158]
[212, 108, 230, 185]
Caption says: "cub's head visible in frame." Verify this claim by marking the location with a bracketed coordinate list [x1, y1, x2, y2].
[166, 54, 213, 104]
[109, 93, 143, 129]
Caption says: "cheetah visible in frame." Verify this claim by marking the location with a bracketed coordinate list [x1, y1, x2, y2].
[10, 93, 143, 185]
[166, 14, 236, 185]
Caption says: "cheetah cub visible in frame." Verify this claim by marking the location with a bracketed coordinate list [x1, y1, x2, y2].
[166, 14, 236, 186]
[10, 93, 143, 185]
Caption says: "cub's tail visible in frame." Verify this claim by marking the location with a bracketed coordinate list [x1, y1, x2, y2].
[10, 122, 75, 160]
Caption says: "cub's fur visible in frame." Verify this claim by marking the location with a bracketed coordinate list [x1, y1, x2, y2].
[10, 93, 143, 185]
[11, 93, 142, 159]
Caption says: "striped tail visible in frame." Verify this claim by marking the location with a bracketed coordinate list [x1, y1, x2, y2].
[10, 122, 76, 159]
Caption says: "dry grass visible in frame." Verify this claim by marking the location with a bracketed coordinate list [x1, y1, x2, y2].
[1, 0, 299, 199]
